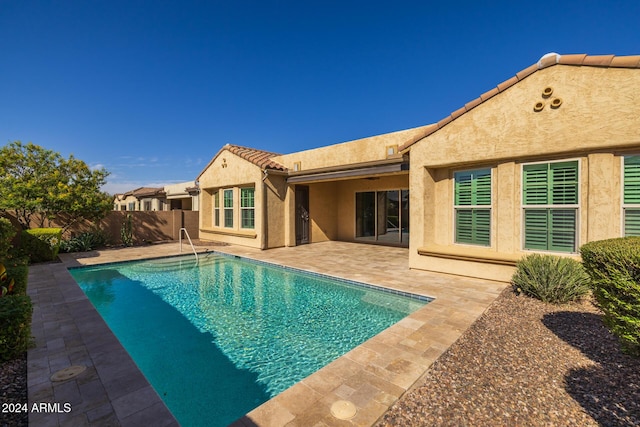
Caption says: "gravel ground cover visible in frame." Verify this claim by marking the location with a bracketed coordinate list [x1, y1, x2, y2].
[0, 354, 27, 427]
[378, 288, 640, 427]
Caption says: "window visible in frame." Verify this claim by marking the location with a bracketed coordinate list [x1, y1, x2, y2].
[355, 189, 409, 246]
[623, 156, 640, 236]
[128, 202, 136, 211]
[522, 160, 578, 252]
[223, 189, 233, 228]
[143, 200, 151, 211]
[213, 191, 220, 227]
[241, 188, 255, 229]
[454, 169, 491, 246]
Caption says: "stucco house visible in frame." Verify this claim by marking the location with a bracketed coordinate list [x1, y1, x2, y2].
[113, 187, 167, 211]
[197, 53, 640, 282]
[164, 181, 200, 211]
[114, 181, 200, 212]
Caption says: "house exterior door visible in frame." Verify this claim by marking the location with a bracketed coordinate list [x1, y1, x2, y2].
[295, 186, 309, 245]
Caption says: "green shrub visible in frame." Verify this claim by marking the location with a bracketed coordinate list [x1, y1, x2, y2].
[581, 237, 640, 357]
[60, 229, 107, 253]
[0, 294, 33, 362]
[20, 228, 62, 263]
[4, 257, 29, 296]
[121, 214, 133, 247]
[0, 218, 17, 259]
[512, 253, 591, 304]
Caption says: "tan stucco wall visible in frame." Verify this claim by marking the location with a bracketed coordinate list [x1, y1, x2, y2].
[114, 195, 138, 210]
[264, 174, 287, 248]
[308, 182, 339, 242]
[272, 125, 430, 171]
[413, 66, 640, 168]
[409, 65, 640, 282]
[198, 149, 284, 249]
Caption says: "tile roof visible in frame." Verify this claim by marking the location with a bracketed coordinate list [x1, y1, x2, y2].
[127, 187, 166, 197]
[197, 144, 287, 179]
[114, 187, 166, 200]
[224, 144, 286, 171]
[399, 53, 640, 151]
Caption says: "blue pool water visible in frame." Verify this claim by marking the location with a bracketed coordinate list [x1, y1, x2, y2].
[70, 253, 428, 426]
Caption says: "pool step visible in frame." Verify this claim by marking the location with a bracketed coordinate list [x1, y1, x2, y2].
[126, 253, 225, 272]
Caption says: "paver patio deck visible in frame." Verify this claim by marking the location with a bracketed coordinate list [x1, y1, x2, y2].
[27, 241, 506, 426]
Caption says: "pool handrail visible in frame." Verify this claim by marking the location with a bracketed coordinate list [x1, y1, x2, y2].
[179, 228, 198, 261]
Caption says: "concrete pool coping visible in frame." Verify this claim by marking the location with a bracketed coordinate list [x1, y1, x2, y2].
[27, 241, 506, 426]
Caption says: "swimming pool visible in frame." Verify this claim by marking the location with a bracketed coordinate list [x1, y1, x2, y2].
[70, 252, 428, 426]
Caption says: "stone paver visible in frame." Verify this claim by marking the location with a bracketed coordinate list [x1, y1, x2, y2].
[28, 241, 506, 426]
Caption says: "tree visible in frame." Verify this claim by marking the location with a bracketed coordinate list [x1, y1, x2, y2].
[0, 141, 112, 231]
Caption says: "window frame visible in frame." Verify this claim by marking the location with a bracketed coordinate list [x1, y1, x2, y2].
[622, 155, 640, 237]
[521, 159, 580, 253]
[453, 168, 492, 247]
[213, 191, 220, 227]
[240, 187, 255, 229]
[353, 189, 409, 246]
[223, 189, 234, 228]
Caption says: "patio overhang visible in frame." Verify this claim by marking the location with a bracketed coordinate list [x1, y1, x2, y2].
[287, 158, 409, 184]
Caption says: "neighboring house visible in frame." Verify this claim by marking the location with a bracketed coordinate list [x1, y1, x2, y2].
[113, 187, 167, 211]
[197, 53, 640, 282]
[164, 181, 200, 211]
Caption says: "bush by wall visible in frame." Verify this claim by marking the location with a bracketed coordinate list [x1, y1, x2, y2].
[4, 257, 29, 296]
[0, 294, 33, 362]
[0, 218, 17, 259]
[60, 229, 107, 253]
[120, 214, 134, 247]
[20, 228, 62, 263]
[581, 237, 640, 357]
[512, 253, 591, 304]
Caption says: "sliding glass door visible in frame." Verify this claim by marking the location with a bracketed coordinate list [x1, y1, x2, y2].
[355, 190, 409, 246]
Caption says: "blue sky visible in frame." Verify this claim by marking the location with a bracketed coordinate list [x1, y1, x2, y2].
[1, 1, 639, 194]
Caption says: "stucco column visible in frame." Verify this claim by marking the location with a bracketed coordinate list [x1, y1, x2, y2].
[495, 162, 517, 253]
[284, 185, 296, 246]
[410, 167, 431, 250]
[586, 153, 621, 243]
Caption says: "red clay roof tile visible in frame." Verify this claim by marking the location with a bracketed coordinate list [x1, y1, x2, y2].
[558, 54, 588, 65]
[582, 54, 615, 66]
[437, 116, 453, 128]
[225, 144, 286, 171]
[515, 63, 539, 80]
[464, 98, 483, 111]
[450, 106, 467, 120]
[480, 87, 500, 101]
[197, 144, 287, 179]
[610, 56, 640, 68]
[496, 75, 519, 92]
